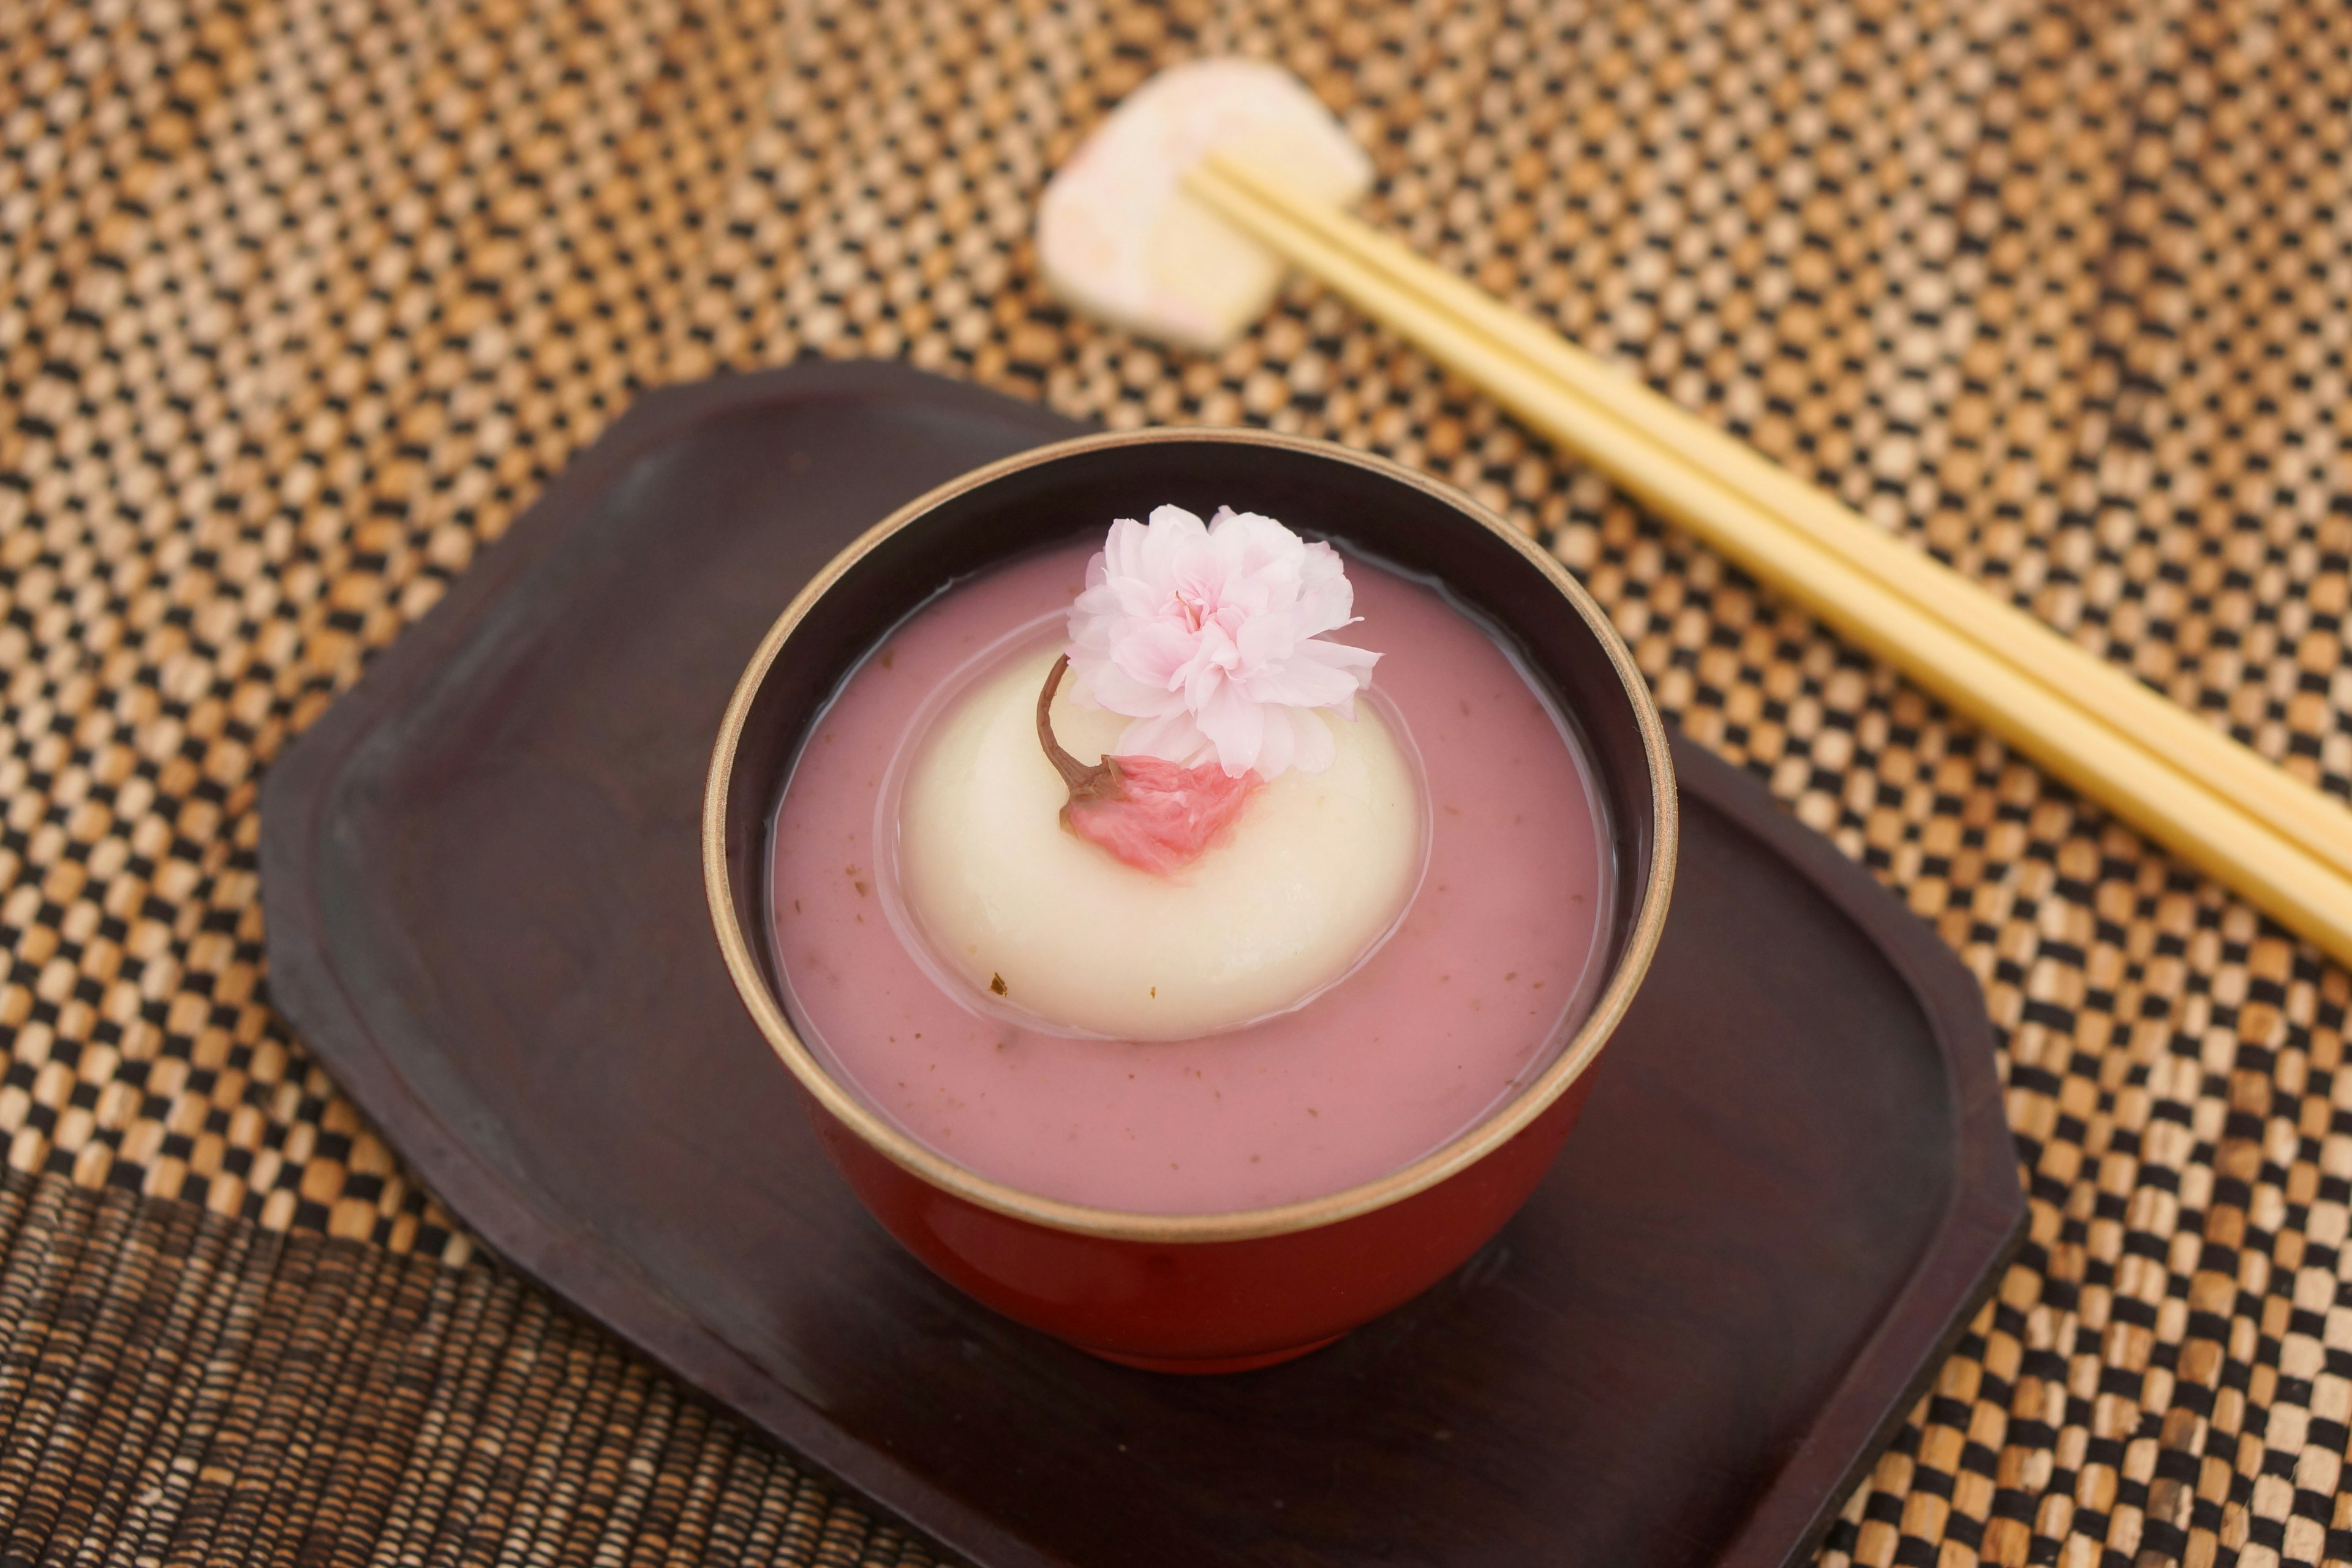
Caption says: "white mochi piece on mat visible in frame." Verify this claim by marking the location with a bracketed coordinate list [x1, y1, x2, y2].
[1037, 59, 1372, 354]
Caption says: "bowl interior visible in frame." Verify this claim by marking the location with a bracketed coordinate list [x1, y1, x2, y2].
[717, 432, 1668, 1152]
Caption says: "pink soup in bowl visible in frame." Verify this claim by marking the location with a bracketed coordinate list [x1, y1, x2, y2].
[704, 428, 1675, 1373]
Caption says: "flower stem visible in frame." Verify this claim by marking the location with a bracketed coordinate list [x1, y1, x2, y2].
[1036, 655, 1120, 802]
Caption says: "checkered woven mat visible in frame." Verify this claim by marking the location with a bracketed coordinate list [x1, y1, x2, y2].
[6, 0, 2352, 1562]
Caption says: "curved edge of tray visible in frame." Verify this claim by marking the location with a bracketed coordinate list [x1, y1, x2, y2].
[259, 361, 2026, 1568]
[260, 362, 1087, 1568]
[1676, 730, 2025, 1567]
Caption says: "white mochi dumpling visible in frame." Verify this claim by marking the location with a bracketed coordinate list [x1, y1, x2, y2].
[894, 646, 1423, 1041]
[1036, 59, 1373, 353]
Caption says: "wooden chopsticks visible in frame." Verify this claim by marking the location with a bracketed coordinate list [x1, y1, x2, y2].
[1184, 149, 2352, 967]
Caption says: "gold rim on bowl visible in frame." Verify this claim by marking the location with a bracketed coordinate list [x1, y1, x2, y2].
[703, 426, 1678, 1245]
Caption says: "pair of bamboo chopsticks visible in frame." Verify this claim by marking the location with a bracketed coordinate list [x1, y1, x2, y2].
[1185, 149, 2352, 967]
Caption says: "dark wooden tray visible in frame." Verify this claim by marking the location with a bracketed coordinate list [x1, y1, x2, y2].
[260, 361, 2025, 1568]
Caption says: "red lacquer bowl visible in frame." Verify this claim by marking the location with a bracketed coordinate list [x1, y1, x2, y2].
[704, 429, 1676, 1373]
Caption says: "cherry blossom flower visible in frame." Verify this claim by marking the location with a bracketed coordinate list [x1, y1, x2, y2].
[1063, 504, 1379, 779]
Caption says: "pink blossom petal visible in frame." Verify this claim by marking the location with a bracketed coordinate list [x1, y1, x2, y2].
[1252, 706, 1298, 778]
[1238, 657, 1365, 712]
[1178, 646, 1237, 715]
[1275, 637, 1381, 708]
[1231, 606, 1295, 666]
[1273, 705, 1336, 774]
[1115, 709, 1213, 766]
[1110, 617, 1206, 691]
[1081, 657, 1187, 718]
[1193, 677, 1267, 777]
[1294, 542, 1356, 633]
[1136, 505, 1208, 581]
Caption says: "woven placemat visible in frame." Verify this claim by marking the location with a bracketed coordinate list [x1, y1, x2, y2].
[0, 1169, 937, 1566]
[4, 0, 2351, 1562]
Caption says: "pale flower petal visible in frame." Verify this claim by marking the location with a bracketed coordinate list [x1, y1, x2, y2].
[1294, 542, 1355, 633]
[1084, 657, 1186, 718]
[1252, 705, 1297, 779]
[1193, 677, 1267, 777]
[1276, 706, 1336, 774]
[1116, 708, 1214, 767]
[1238, 655, 1363, 712]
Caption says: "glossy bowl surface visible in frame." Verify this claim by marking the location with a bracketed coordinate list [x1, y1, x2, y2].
[704, 428, 1676, 1371]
